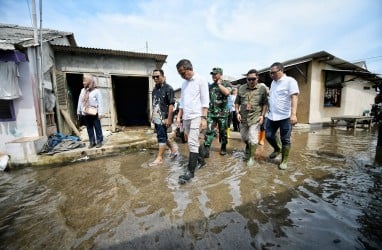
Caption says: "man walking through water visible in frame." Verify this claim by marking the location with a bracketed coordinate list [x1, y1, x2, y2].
[266, 62, 299, 170]
[200, 67, 231, 159]
[235, 69, 268, 167]
[150, 69, 178, 166]
[176, 59, 209, 184]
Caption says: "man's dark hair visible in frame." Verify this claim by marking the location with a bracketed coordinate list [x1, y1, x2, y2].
[270, 62, 284, 71]
[246, 69, 258, 76]
[176, 59, 193, 70]
[153, 69, 164, 76]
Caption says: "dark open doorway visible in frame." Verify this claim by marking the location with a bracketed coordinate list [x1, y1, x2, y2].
[66, 73, 83, 126]
[112, 75, 150, 126]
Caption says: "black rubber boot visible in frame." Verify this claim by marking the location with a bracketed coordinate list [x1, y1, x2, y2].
[179, 152, 198, 184]
[220, 144, 227, 156]
[197, 145, 206, 169]
[203, 145, 210, 158]
[245, 142, 250, 159]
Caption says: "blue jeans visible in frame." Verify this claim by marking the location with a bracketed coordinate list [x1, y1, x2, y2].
[84, 115, 103, 144]
[265, 118, 292, 151]
[154, 123, 168, 146]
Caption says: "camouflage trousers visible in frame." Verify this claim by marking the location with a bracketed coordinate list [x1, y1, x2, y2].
[204, 116, 228, 147]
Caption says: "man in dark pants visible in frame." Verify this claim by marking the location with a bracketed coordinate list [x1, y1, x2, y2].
[266, 62, 299, 170]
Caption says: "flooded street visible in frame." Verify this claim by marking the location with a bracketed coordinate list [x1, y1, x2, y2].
[0, 127, 381, 249]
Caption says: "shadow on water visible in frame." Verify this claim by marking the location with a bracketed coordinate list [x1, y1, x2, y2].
[0, 127, 381, 249]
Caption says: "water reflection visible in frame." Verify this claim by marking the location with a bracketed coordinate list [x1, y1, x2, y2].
[0, 127, 381, 249]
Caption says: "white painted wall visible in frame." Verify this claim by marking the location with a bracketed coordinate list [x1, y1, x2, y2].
[308, 61, 376, 124]
[0, 61, 39, 153]
[342, 79, 376, 115]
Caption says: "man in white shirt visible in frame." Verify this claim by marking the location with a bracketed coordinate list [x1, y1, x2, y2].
[176, 59, 209, 184]
[266, 62, 299, 170]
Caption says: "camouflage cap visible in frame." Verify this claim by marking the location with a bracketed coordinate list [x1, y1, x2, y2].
[210, 67, 223, 75]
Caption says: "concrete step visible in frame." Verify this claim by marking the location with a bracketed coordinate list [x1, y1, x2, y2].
[5, 136, 47, 165]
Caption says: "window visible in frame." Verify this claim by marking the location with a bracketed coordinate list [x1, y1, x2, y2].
[324, 71, 343, 107]
[0, 100, 16, 121]
[324, 88, 341, 107]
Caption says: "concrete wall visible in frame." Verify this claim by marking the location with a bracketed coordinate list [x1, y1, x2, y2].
[53, 52, 158, 131]
[0, 61, 39, 153]
[308, 61, 376, 124]
[342, 78, 376, 115]
[309, 60, 326, 123]
[288, 63, 310, 123]
[0, 36, 74, 158]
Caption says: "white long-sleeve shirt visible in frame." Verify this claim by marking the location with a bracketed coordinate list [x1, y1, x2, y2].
[179, 73, 209, 120]
[77, 88, 104, 116]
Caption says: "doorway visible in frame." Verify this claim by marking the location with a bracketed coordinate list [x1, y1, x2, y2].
[112, 76, 150, 126]
[66, 73, 83, 127]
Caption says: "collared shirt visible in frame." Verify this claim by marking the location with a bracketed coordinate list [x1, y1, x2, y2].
[208, 81, 232, 117]
[77, 88, 104, 116]
[268, 74, 299, 121]
[227, 94, 236, 112]
[235, 83, 267, 126]
[179, 73, 209, 120]
[152, 82, 175, 124]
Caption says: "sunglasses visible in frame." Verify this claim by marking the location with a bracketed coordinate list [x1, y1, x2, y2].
[269, 69, 281, 75]
[152, 75, 160, 79]
[247, 77, 257, 81]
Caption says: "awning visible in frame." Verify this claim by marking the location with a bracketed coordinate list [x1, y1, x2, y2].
[322, 69, 382, 85]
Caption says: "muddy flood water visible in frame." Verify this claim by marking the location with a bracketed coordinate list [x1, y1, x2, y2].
[0, 127, 381, 249]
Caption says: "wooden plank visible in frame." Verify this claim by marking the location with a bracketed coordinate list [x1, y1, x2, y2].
[60, 108, 81, 137]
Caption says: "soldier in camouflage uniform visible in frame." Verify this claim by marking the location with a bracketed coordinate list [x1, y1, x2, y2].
[201, 67, 232, 159]
[235, 69, 268, 167]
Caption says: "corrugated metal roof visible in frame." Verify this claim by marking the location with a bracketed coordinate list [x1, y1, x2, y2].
[257, 51, 370, 73]
[232, 51, 381, 85]
[0, 23, 77, 50]
[51, 44, 167, 64]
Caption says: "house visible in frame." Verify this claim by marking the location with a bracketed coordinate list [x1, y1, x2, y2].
[0, 23, 167, 164]
[232, 51, 382, 126]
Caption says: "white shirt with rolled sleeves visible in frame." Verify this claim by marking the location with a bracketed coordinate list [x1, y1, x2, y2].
[179, 73, 209, 119]
[77, 88, 104, 116]
[267, 74, 299, 121]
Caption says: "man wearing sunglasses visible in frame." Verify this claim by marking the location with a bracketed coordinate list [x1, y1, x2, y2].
[150, 69, 178, 166]
[235, 69, 268, 167]
[266, 62, 299, 170]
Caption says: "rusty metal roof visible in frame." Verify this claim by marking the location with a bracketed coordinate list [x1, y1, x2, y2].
[51, 44, 167, 65]
[0, 23, 77, 50]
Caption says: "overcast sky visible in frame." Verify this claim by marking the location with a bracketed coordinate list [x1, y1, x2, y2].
[1, 0, 381, 89]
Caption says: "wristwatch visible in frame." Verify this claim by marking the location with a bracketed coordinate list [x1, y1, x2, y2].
[201, 116, 207, 119]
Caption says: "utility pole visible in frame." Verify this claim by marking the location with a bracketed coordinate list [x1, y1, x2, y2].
[31, 0, 46, 136]
[39, 0, 46, 136]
